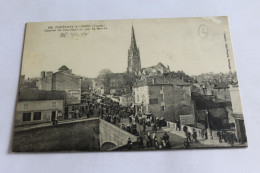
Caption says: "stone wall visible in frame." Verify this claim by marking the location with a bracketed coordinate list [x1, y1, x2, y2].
[99, 119, 137, 150]
[12, 118, 139, 152]
[12, 119, 100, 152]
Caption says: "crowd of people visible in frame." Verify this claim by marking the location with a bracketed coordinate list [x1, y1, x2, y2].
[217, 130, 237, 145]
[82, 94, 171, 150]
[182, 126, 199, 148]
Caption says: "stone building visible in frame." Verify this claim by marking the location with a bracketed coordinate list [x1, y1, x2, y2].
[139, 62, 170, 77]
[37, 65, 82, 119]
[109, 73, 129, 95]
[191, 92, 231, 130]
[133, 77, 193, 122]
[212, 83, 231, 101]
[119, 94, 134, 107]
[37, 65, 81, 103]
[15, 89, 65, 126]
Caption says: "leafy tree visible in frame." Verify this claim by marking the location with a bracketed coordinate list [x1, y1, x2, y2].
[97, 69, 113, 94]
[122, 72, 139, 93]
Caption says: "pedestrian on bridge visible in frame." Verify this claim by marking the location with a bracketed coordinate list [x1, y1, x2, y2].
[127, 138, 132, 150]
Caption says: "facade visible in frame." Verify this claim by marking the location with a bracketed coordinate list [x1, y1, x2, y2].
[139, 62, 170, 77]
[133, 78, 193, 122]
[212, 84, 231, 101]
[119, 94, 134, 107]
[127, 26, 141, 75]
[37, 66, 82, 120]
[109, 73, 129, 95]
[15, 89, 65, 126]
[192, 92, 231, 130]
[37, 65, 82, 104]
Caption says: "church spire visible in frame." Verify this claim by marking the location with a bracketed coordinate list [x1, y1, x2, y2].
[130, 25, 138, 50]
[127, 25, 141, 74]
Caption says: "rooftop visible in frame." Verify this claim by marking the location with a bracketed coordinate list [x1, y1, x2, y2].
[58, 65, 69, 71]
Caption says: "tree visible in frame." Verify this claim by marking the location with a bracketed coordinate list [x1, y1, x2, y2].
[97, 69, 113, 94]
[122, 71, 139, 93]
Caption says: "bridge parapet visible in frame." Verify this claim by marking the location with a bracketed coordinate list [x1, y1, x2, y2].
[99, 119, 137, 150]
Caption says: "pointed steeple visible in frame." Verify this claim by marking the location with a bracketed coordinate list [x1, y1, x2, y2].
[130, 25, 138, 50]
[127, 25, 141, 74]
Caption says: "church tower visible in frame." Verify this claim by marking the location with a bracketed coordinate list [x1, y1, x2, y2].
[127, 25, 141, 75]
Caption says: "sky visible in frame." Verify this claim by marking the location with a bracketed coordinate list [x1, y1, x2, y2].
[21, 17, 237, 78]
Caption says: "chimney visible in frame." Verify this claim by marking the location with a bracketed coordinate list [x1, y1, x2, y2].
[152, 78, 155, 84]
[41, 71, 45, 78]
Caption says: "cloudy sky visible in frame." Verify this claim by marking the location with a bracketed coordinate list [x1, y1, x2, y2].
[21, 17, 236, 78]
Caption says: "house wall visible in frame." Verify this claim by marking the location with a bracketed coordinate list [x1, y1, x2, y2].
[15, 100, 64, 126]
[134, 86, 149, 104]
[119, 95, 134, 107]
[148, 85, 176, 119]
[134, 84, 193, 121]
[37, 75, 53, 90]
[212, 88, 231, 101]
[229, 86, 243, 114]
[52, 72, 81, 91]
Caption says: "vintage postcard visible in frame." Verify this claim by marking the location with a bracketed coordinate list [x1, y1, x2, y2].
[12, 17, 247, 152]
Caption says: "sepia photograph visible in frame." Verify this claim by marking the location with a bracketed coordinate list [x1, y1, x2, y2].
[12, 17, 247, 152]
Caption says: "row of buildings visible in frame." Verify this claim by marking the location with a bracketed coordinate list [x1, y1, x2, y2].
[16, 65, 90, 126]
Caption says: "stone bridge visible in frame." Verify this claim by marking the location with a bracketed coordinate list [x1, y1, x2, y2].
[99, 119, 137, 150]
[12, 118, 137, 152]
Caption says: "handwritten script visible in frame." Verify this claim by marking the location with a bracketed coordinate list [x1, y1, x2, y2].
[43, 24, 108, 39]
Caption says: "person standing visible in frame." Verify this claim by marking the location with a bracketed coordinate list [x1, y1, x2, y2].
[137, 135, 144, 149]
[143, 123, 146, 132]
[176, 120, 181, 131]
[129, 115, 132, 124]
[152, 123, 157, 133]
[193, 129, 198, 143]
[146, 133, 152, 148]
[184, 138, 190, 149]
[186, 131, 191, 142]
[127, 138, 132, 150]
[217, 130, 222, 143]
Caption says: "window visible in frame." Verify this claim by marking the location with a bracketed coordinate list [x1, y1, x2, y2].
[22, 112, 31, 121]
[160, 94, 164, 102]
[161, 106, 165, 112]
[24, 103, 28, 110]
[137, 95, 139, 102]
[52, 102, 56, 108]
[149, 98, 158, 104]
[142, 94, 145, 102]
[182, 93, 185, 100]
[33, 112, 41, 120]
[160, 86, 163, 90]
